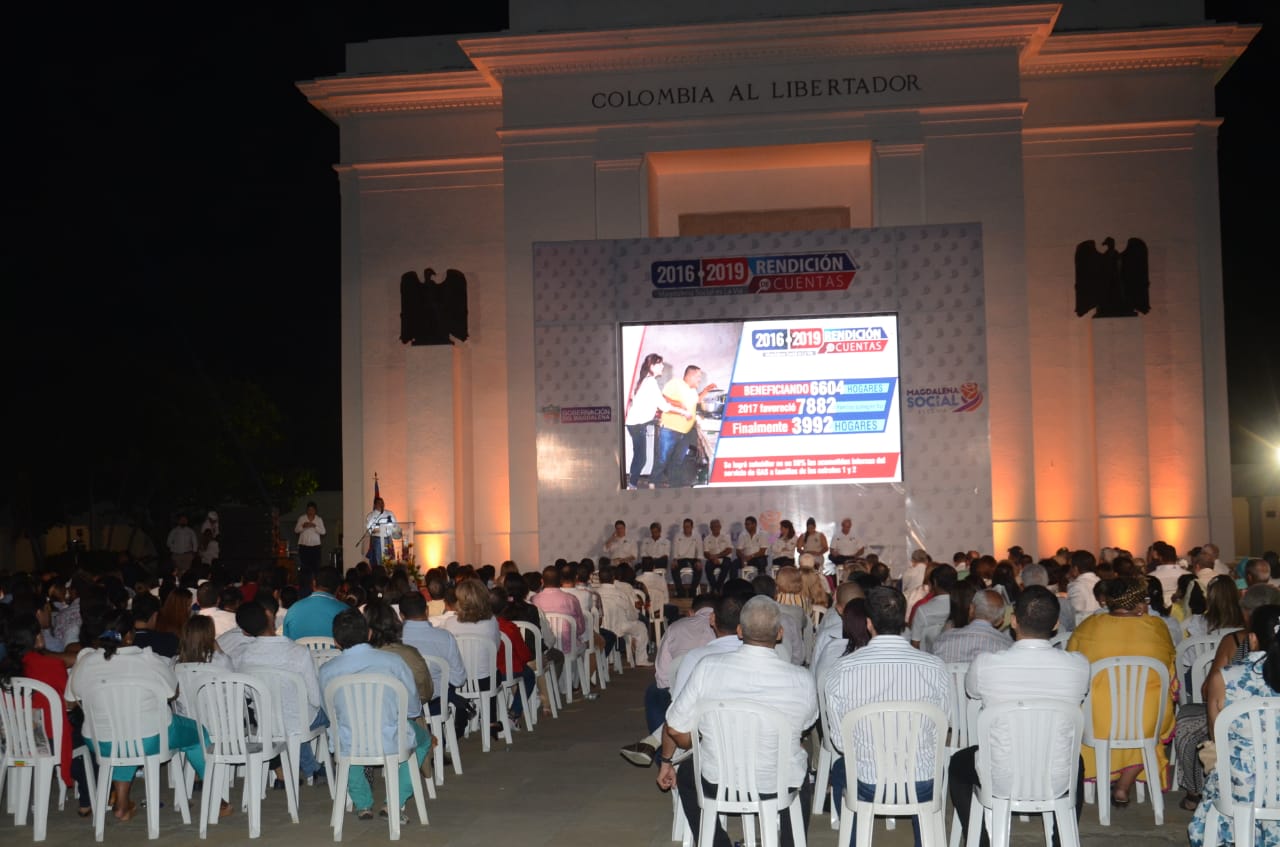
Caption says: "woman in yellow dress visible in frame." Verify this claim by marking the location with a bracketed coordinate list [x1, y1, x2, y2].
[1067, 575, 1177, 806]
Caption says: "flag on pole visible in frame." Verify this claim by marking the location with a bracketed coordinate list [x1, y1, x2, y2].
[373, 473, 381, 503]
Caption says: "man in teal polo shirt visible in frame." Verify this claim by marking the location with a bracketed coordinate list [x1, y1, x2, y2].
[283, 566, 349, 640]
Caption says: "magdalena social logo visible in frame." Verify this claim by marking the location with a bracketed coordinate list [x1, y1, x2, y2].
[905, 381, 984, 413]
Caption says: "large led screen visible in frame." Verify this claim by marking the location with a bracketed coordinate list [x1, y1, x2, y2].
[620, 314, 902, 489]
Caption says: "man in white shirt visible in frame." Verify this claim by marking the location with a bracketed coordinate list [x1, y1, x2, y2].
[1202, 542, 1232, 576]
[658, 596, 817, 847]
[363, 496, 398, 566]
[736, 515, 769, 578]
[702, 519, 736, 590]
[929, 589, 1013, 664]
[232, 601, 329, 784]
[639, 521, 671, 577]
[566, 561, 617, 658]
[196, 584, 240, 638]
[597, 563, 651, 668]
[166, 514, 199, 576]
[294, 501, 326, 588]
[1148, 541, 1186, 601]
[948, 586, 1090, 847]
[619, 592, 744, 766]
[1065, 549, 1101, 627]
[603, 520, 637, 566]
[828, 518, 865, 576]
[671, 518, 704, 597]
[909, 564, 956, 649]
[824, 587, 952, 836]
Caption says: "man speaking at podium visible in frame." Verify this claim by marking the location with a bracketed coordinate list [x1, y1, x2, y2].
[364, 496, 399, 566]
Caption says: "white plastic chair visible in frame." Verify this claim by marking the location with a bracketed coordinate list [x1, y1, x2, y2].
[193, 672, 297, 838]
[838, 700, 949, 847]
[811, 681, 841, 830]
[79, 675, 192, 841]
[454, 634, 513, 752]
[965, 699, 1084, 847]
[945, 663, 980, 847]
[691, 700, 807, 847]
[498, 632, 535, 732]
[545, 612, 590, 703]
[1176, 634, 1229, 705]
[418, 654, 462, 785]
[514, 620, 560, 720]
[1081, 655, 1170, 826]
[585, 607, 610, 690]
[240, 665, 335, 801]
[0, 677, 66, 841]
[1189, 653, 1219, 706]
[322, 673, 428, 841]
[651, 603, 668, 645]
[297, 637, 342, 670]
[1201, 696, 1280, 847]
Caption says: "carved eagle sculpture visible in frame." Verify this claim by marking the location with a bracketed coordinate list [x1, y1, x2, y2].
[1074, 236, 1150, 318]
[399, 267, 469, 345]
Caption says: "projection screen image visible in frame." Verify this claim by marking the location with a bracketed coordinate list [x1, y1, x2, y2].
[620, 314, 902, 489]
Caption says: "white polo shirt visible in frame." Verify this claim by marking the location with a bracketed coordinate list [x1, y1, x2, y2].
[666, 645, 817, 788]
[673, 532, 703, 561]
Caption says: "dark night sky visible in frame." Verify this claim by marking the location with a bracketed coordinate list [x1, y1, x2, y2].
[9, 2, 1274, 499]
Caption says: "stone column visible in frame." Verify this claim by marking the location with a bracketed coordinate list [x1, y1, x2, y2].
[1091, 318, 1153, 552]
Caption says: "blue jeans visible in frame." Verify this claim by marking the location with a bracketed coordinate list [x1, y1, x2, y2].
[830, 756, 933, 847]
[627, 422, 651, 487]
[651, 426, 695, 486]
[644, 682, 671, 734]
[298, 709, 329, 777]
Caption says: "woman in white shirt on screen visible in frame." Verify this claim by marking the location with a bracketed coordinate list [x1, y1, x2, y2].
[624, 353, 685, 490]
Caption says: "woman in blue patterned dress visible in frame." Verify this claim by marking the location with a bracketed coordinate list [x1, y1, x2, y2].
[1188, 603, 1280, 847]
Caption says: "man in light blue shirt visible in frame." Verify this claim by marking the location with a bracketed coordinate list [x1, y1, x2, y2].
[283, 566, 349, 640]
[399, 591, 472, 740]
[319, 608, 430, 818]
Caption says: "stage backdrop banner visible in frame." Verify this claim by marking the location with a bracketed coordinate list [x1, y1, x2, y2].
[533, 225, 991, 575]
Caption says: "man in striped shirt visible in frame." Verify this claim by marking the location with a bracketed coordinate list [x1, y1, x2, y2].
[929, 589, 1012, 664]
[824, 587, 953, 846]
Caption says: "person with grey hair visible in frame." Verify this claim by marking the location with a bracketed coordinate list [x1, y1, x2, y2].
[1244, 558, 1272, 587]
[657, 595, 818, 847]
[1020, 562, 1073, 634]
[929, 589, 1013, 664]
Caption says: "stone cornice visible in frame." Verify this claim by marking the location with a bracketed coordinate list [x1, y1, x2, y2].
[298, 70, 500, 119]
[1024, 23, 1259, 78]
[458, 4, 1061, 85]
